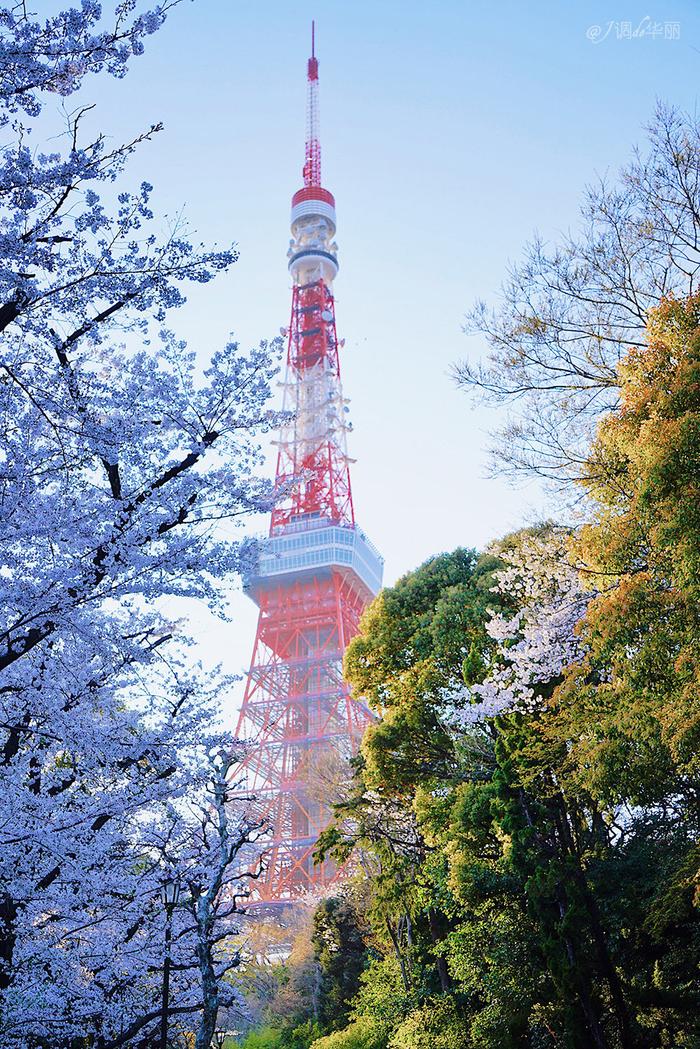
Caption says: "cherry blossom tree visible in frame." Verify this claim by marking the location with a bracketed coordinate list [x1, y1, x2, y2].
[452, 527, 592, 726]
[0, 2, 279, 1044]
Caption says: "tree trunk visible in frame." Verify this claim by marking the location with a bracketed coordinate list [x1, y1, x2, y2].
[554, 794, 639, 1049]
[385, 917, 411, 992]
[0, 894, 17, 991]
[427, 909, 451, 993]
[194, 899, 219, 1049]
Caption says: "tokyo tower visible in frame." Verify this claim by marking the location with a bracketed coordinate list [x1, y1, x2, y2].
[235, 25, 383, 903]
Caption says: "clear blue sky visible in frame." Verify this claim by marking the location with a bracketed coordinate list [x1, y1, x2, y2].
[72, 0, 700, 720]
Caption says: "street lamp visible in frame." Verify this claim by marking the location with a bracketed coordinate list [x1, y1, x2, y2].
[159, 877, 181, 1049]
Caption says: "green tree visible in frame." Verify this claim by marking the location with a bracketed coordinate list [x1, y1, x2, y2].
[567, 294, 700, 799]
[313, 897, 370, 1031]
[388, 998, 468, 1049]
[346, 548, 501, 796]
[317, 550, 507, 1042]
[541, 293, 700, 1044]
[315, 449, 700, 1048]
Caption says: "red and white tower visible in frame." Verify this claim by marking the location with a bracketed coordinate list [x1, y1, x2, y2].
[235, 27, 383, 903]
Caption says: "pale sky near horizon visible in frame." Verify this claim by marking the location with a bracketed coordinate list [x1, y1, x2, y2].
[56, 1, 700, 725]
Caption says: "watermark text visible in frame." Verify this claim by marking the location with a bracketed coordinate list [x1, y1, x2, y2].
[586, 17, 681, 43]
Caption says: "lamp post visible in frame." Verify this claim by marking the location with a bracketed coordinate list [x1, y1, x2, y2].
[159, 877, 181, 1049]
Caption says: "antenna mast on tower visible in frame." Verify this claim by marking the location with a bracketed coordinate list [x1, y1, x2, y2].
[304, 20, 321, 188]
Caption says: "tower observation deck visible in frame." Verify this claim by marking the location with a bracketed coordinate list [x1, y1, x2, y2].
[235, 26, 383, 903]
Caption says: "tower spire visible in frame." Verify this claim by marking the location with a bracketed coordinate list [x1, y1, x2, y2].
[304, 20, 321, 187]
[234, 30, 383, 904]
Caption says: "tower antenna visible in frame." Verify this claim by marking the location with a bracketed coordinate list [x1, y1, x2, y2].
[305, 19, 321, 186]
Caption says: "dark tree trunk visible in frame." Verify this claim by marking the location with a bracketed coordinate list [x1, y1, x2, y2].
[427, 908, 451, 993]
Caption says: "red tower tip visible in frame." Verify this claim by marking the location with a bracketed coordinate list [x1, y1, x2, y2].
[308, 21, 318, 80]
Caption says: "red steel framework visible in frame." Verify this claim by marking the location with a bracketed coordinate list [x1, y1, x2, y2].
[235, 26, 383, 903]
[270, 278, 354, 533]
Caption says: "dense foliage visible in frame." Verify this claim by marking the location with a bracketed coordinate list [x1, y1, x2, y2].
[276, 114, 700, 1049]
[308, 416, 700, 1046]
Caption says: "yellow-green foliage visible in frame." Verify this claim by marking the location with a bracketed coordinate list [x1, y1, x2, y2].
[554, 295, 700, 801]
[237, 1029, 285, 1049]
[310, 1017, 386, 1049]
[387, 999, 468, 1049]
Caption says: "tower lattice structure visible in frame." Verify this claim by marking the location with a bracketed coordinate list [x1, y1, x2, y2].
[235, 27, 383, 903]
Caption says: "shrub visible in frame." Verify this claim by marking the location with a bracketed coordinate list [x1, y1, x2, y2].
[388, 999, 469, 1049]
[311, 1017, 387, 1049]
[238, 1027, 286, 1049]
